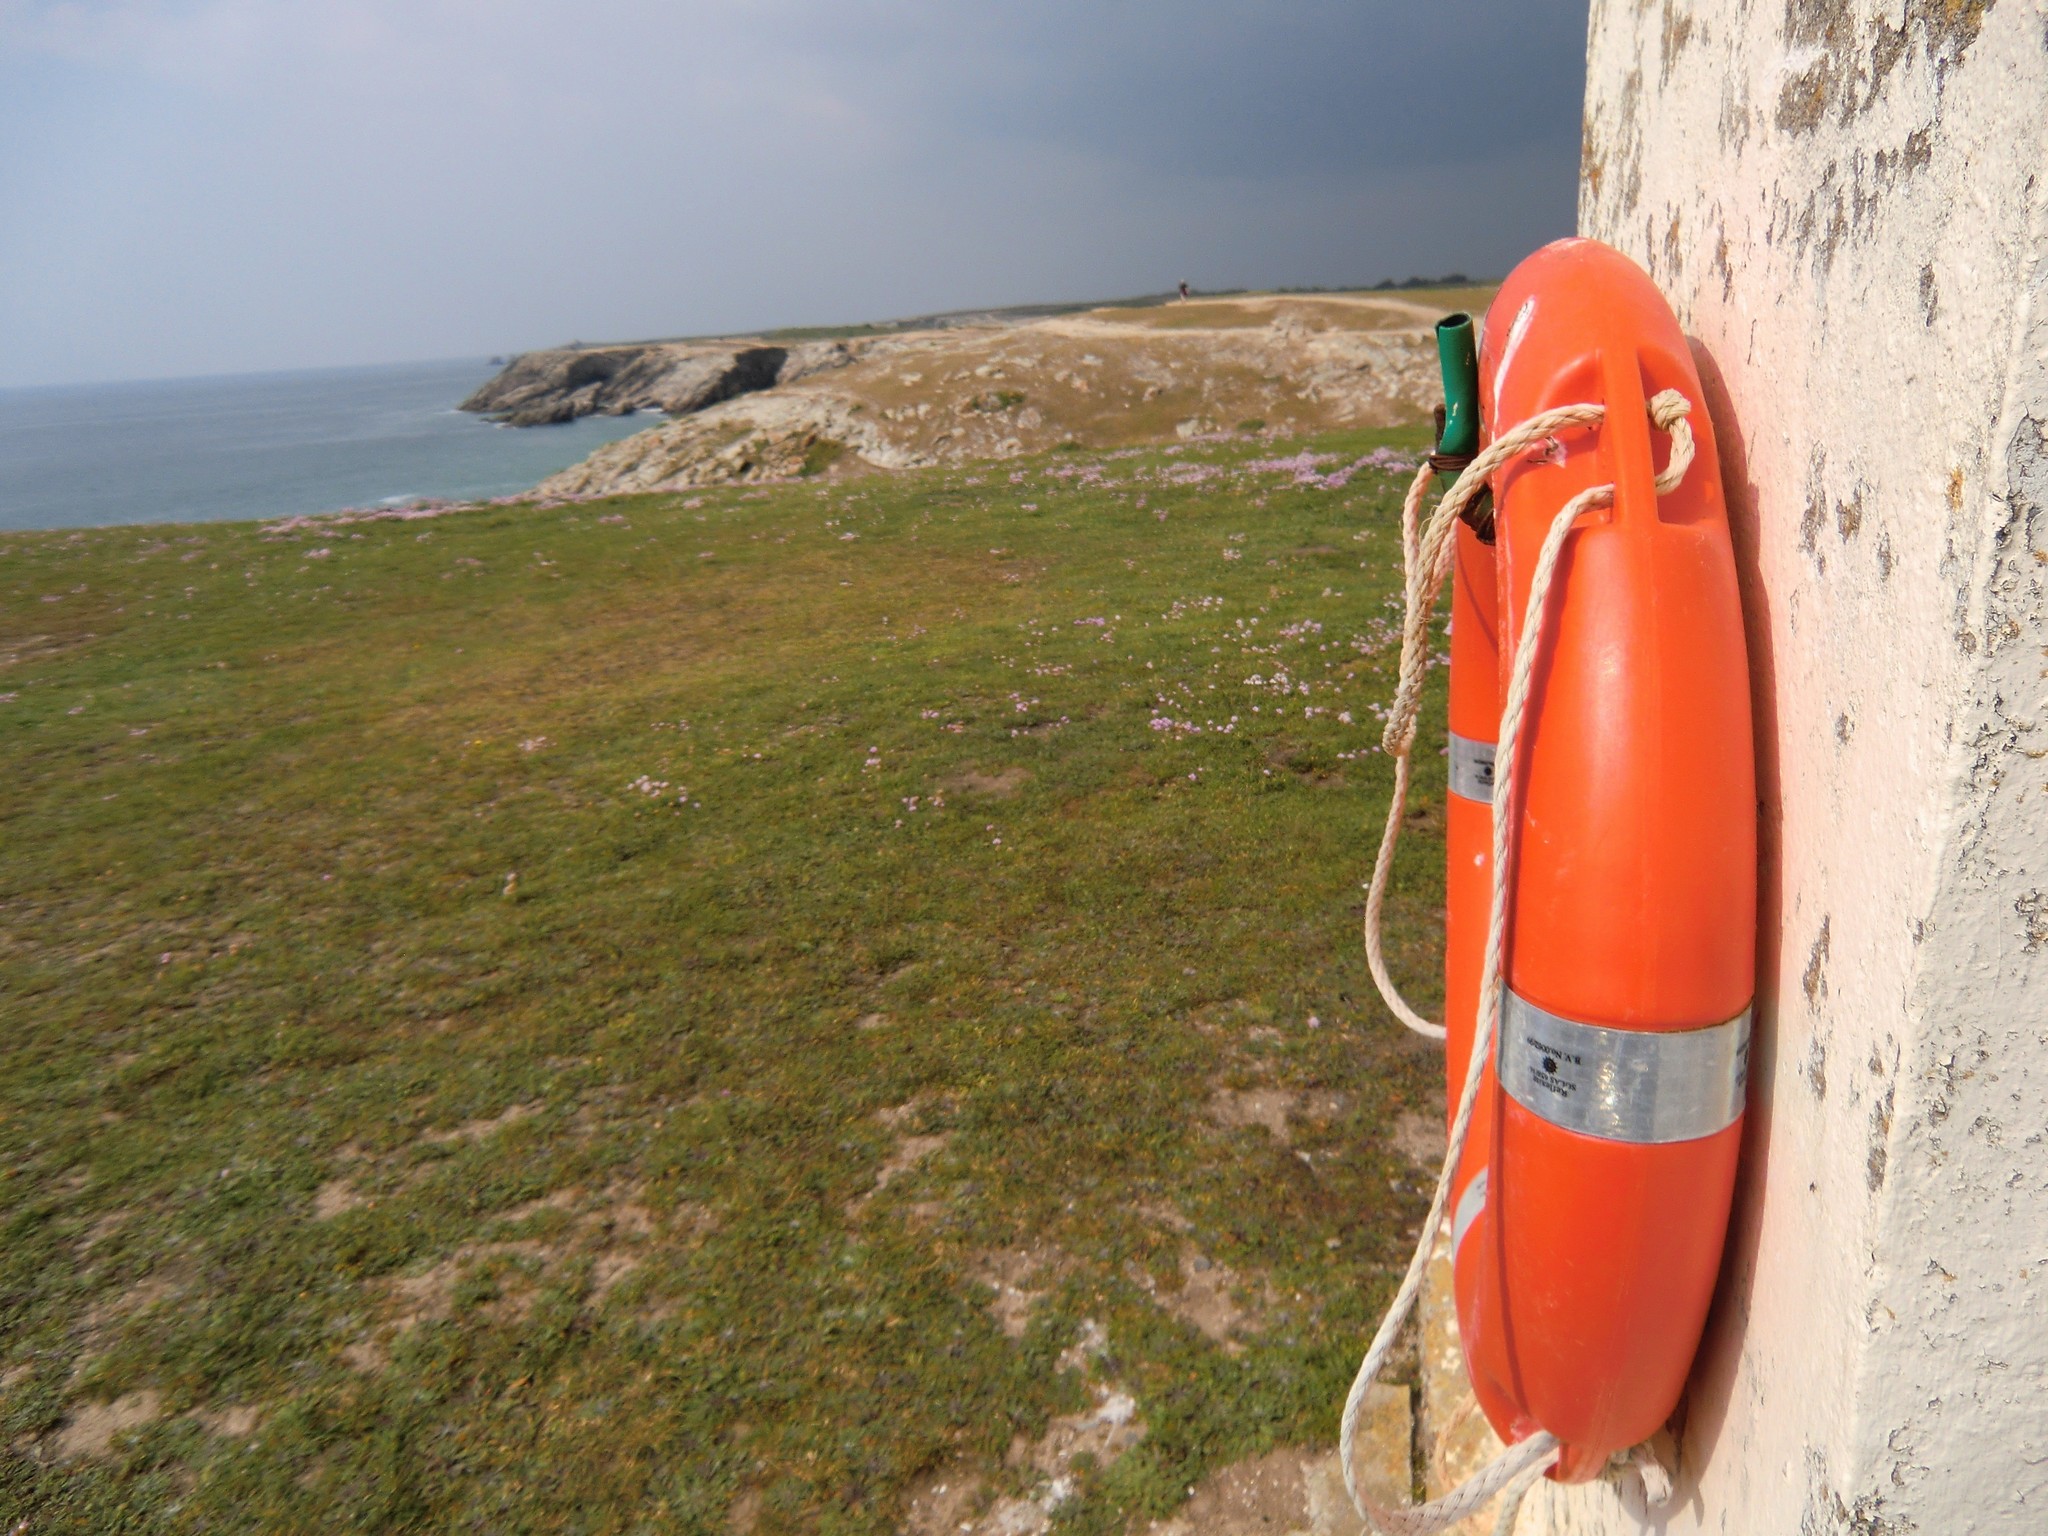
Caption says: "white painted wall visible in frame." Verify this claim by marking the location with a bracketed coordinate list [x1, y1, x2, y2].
[1529, 4, 2048, 1532]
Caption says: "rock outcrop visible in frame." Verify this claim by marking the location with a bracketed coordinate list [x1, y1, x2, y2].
[533, 391, 930, 498]
[460, 340, 859, 427]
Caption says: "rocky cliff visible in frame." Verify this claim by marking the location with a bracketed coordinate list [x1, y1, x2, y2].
[478, 289, 1485, 497]
[460, 339, 858, 426]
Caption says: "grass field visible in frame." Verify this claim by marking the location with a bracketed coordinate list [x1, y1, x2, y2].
[0, 426, 1452, 1534]
[1087, 290, 1495, 335]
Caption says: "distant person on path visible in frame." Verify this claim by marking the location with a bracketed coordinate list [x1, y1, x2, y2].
[1178, 280, 1190, 302]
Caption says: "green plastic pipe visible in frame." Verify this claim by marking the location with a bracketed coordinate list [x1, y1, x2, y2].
[1434, 312, 1481, 457]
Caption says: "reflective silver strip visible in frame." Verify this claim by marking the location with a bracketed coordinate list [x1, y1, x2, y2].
[1451, 1167, 1488, 1254]
[1448, 733, 1496, 803]
[1499, 992, 1751, 1144]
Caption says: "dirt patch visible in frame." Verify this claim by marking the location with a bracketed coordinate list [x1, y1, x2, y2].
[728, 1486, 765, 1535]
[900, 1467, 989, 1536]
[1131, 1251, 1264, 1352]
[52, 1390, 162, 1460]
[878, 1134, 949, 1183]
[312, 1178, 367, 1219]
[905, 1466, 991, 1536]
[673, 1199, 717, 1235]
[941, 766, 1031, 798]
[901, 1366, 1143, 1536]
[589, 1252, 640, 1306]
[388, 1257, 470, 1332]
[847, 1132, 951, 1215]
[381, 1240, 550, 1337]
[907, 1390, 1147, 1536]
[193, 1403, 262, 1438]
[1003, 1388, 1146, 1526]
[875, 1097, 939, 1131]
[1141, 1390, 1410, 1535]
[344, 1180, 679, 1365]
[1298, 1091, 1346, 1134]
[1391, 1109, 1446, 1169]
[1146, 1448, 1323, 1536]
[847, 1107, 953, 1215]
[1056, 1317, 1109, 1375]
[562, 1178, 661, 1243]
[1134, 1199, 1194, 1234]
[970, 1244, 1067, 1339]
[1206, 1086, 1345, 1145]
[1207, 1086, 1297, 1141]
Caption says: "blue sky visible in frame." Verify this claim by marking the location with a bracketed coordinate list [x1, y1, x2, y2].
[0, 1, 1590, 387]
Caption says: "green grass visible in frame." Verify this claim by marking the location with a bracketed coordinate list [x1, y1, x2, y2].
[799, 439, 847, 479]
[0, 426, 1451, 1533]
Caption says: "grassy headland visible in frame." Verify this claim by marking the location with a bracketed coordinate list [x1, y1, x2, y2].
[1, 425, 1451, 1533]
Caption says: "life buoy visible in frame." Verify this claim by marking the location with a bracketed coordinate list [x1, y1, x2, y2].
[1344, 238, 1756, 1524]
[1440, 238, 1757, 1483]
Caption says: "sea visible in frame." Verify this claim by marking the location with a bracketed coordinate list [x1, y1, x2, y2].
[0, 358, 653, 532]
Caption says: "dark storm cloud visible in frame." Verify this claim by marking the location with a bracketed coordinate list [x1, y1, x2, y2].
[847, 2, 1590, 177]
[0, 1, 1591, 386]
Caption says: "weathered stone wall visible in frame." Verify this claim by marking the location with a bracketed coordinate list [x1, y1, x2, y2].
[1528, 3, 2048, 1531]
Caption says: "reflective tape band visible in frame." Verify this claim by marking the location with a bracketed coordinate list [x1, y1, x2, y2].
[1448, 733, 1497, 804]
[1451, 1167, 1488, 1254]
[1498, 992, 1752, 1144]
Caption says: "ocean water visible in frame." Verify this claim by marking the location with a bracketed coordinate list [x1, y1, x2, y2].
[0, 359, 654, 532]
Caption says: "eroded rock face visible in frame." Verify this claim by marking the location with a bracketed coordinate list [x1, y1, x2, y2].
[460, 342, 830, 426]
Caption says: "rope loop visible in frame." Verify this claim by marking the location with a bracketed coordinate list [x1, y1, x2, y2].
[1344, 389, 1702, 1535]
[1622, 1440, 1675, 1508]
[1648, 386, 1694, 495]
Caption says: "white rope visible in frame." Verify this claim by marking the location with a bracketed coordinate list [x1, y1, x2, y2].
[1361, 403, 1603, 1039]
[1491, 1453, 1553, 1536]
[1343, 389, 1696, 1535]
[1622, 1440, 1675, 1508]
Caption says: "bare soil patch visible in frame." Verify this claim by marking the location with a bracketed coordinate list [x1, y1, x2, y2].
[1207, 1086, 1345, 1145]
[1141, 1388, 1410, 1535]
[1130, 1250, 1265, 1352]
[900, 1467, 989, 1536]
[343, 1178, 677, 1366]
[847, 1125, 952, 1216]
[908, 1384, 1147, 1536]
[194, 1403, 262, 1439]
[1391, 1109, 1446, 1169]
[420, 1101, 539, 1145]
[312, 1178, 367, 1219]
[970, 1243, 1068, 1338]
[52, 1390, 162, 1461]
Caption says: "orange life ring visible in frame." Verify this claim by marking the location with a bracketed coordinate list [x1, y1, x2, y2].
[1443, 239, 1757, 1483]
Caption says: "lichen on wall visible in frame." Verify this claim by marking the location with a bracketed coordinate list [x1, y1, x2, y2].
[1543, 2, 2048, 1531]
